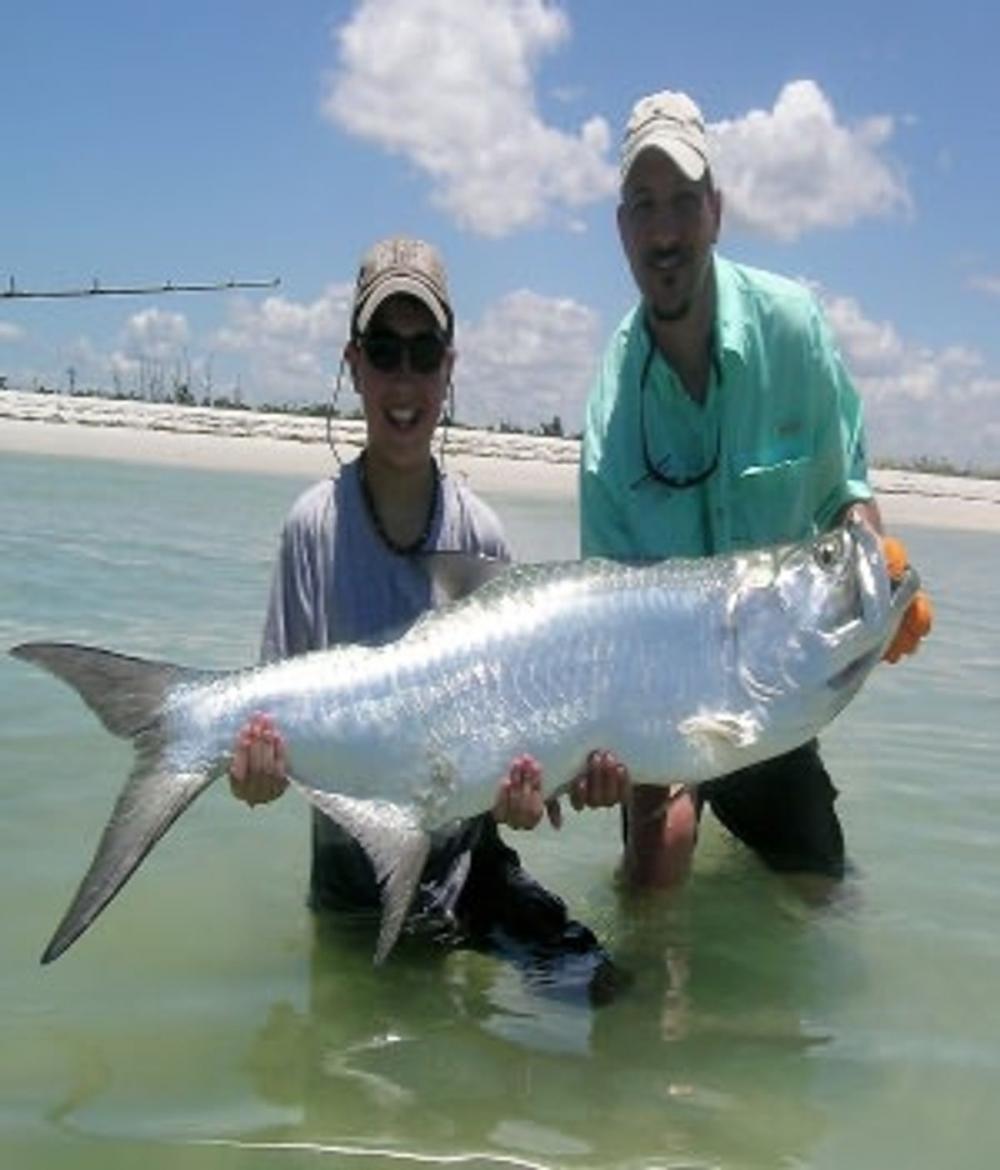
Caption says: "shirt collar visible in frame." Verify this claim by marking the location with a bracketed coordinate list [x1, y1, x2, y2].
[633, 272, 728, 388]
[712, 254, 751, 364]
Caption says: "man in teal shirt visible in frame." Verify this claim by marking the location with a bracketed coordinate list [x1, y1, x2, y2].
[574, 90, 927, 895]
[581, 254, 874, 560]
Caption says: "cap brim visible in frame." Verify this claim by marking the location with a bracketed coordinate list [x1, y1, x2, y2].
[354, 275, 450, 336]
[622, 134, 707, 184]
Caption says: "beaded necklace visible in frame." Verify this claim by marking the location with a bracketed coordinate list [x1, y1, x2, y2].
[358, 451, 441, 556]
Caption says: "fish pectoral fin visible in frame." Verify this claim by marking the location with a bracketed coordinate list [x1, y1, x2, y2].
[289, 782, 430, 965]
[678, 711, 761, 749]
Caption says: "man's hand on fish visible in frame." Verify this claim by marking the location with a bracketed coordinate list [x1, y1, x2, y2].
[881, 535, 934, 663]
[545, 749, 632, 830]
[491, 754, 546, 829]
[229, 713, 289, 807]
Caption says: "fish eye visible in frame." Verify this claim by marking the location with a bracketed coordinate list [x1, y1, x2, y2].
[814, 533, 845, 571]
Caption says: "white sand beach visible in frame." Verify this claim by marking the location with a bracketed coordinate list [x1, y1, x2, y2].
[2, 389, 998, 532]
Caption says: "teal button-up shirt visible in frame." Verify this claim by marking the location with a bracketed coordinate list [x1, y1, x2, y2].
[580, 255, 872, 559]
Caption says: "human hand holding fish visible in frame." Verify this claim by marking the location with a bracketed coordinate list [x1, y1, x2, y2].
[881, 536, 934, 663]
[229, 712, 288, 807]
[491, 754, 546, 829]
[545, 748, 632, 830]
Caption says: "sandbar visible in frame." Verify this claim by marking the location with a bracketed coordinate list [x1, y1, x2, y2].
[2, 390, 998, 532]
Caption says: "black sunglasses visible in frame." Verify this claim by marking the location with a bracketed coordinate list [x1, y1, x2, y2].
[631, 328, 721, 491]
[359, 330, 448, 375]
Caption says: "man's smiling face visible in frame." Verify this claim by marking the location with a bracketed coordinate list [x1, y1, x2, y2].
[617, 149, 721, 324]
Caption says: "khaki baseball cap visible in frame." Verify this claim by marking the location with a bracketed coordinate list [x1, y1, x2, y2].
[351, 236, 453, 338]
[620, 91, 710, 185]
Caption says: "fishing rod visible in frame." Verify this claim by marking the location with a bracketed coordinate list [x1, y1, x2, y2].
[2, 276, 281, 300]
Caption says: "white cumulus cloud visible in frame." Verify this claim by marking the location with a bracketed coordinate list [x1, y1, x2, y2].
[105, 309, 193, 395]
[821, 289, 1000, 470]
[456, 288, 601, 431]
[119, 308, 190, 363]
[322, 0, 616, 235]
[324, 9, 911, 243]
[712, 81, 911, 241]
[213, 286, 352, 401]
[969, 274, 1000, 297]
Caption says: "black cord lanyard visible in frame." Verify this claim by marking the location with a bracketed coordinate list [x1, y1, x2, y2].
[358, 451, 441, 556]
[631, 317, 723, 491]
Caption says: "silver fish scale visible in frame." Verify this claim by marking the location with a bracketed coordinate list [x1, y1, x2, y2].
[282, 557, 747, 820]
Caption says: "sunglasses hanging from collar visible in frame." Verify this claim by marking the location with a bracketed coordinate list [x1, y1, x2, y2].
[631, 323, 722, 491]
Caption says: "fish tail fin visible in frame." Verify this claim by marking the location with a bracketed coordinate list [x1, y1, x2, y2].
[289, 782, 430, 964]
[10, 641, 187, 739]
[10, 641, 217, 964]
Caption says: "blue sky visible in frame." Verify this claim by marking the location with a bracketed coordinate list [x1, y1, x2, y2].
[2, 0, 997, 468]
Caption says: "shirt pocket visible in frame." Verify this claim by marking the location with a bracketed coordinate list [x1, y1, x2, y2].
[730, 453, 814, 545]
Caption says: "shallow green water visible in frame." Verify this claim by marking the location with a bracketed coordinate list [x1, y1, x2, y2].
[2, 449, 999, 1169]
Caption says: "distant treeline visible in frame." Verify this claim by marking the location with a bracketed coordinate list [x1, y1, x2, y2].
[0, 380, 582, 442]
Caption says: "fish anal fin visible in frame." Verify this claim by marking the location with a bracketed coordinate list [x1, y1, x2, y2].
[289, 781, 430, 964]
[374, 836, 431, 964]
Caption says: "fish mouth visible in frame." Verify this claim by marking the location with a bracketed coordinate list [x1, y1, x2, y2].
[825, 561, 921, 693]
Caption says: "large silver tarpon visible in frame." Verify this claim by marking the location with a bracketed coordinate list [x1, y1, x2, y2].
[11, 517, 917, 965]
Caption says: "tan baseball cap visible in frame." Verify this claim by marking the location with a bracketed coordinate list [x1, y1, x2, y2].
[351, 236, 453, 338]
[620, 91, 710, 185]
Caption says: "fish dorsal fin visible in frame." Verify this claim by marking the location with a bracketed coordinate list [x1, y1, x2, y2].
[289, 782, 430, 964]
[420, 552, 510, 605]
